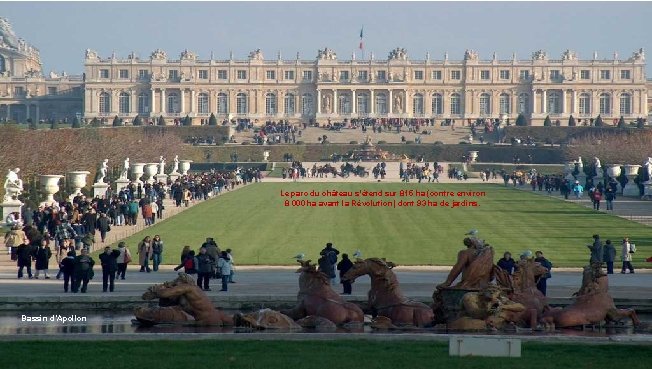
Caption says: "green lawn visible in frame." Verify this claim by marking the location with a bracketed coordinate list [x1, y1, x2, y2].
[0, 340, 650, 369]
[108, 183, 652, 267]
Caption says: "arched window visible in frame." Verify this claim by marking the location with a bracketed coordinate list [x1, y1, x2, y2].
[479, 93, 491, 115]
[119, 92, 130, 114]
[499, 93, 510, 114]
[375, 93, 387, 115]
[357, 93, 369, 114]
[620, 93, 632, 115]
[197, 93, 209, 114]
[547, 91, 561, 114]
[412, 93, 424, 115]
[217, 93, 228, 114]
[338, 93, 351, 114]
[579, 93, 591, 115]
[450, 93, 461, 115]
[301, 94, 313, 116]
[599, 93, 611, 115]
[138, 93, 149, 114]
[431, 93, 443, 115]
[518, 93, 529, 114]
[236, 93, 247, 115]
[99, 92, 111, 114]
[265, 93, 277, 115]
[167, 93, 179, 113]
[285, 93, 295, 115]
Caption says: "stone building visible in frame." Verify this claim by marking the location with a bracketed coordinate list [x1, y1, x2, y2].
[0, 18, 83, 123]
[0, 17, 650, 126]
[83, 47, 651, 126]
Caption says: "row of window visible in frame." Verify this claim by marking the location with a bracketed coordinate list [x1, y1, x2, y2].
[99, 68, 634, 82]
[98, 92, 315, 115]
[97, 91, 635, 116]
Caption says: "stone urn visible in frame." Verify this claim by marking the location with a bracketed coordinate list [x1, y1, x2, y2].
[623, 164, 641, 197]
[606, 164, 622, 179]
[67, 171, 90, 200]
[180, 160, 193, 175]
[131, 163, 146, 185]
[144, 163, 159, 184]
[40, 175, 63, 206]
[468, 151, 478, 163]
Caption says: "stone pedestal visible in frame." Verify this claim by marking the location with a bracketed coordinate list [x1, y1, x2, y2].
[1, 200, 24, 226]
[643, 183, 652, 199]
[115, 178, 131, 193]
[155, 174, 168, 184]
[576, 173, 587, 185]
[622, 165, 641, 197]
[92, 182, 110, 199]
[168, 173, 180, 183]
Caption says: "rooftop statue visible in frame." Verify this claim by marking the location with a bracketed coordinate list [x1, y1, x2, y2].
[150, 49, 167, 60]
[317, 47, 337, 60]
[0, 17, 20, 49]
[532, 50, 547, 60]
[85, 49, 99, 60]
[464, 49, 478, 61]
[248, 48, 264, 60]
[561, 49, 577, 61]
[180, 49, 197, 61]
[388, 47, 408, 61]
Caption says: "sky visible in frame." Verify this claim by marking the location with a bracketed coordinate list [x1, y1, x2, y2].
[3, 1, 652, 75]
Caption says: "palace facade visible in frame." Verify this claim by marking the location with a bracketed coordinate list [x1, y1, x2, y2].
[0, 17, 650, 126]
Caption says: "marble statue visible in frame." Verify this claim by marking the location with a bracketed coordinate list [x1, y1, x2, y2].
[0, 17, 20, 49]
[317, 48, 337, 60]
[180, 49, 197, 60]
[97, 159, 108, 183]
[394, 94, 403, 113]
[561, 49, 577, 61]
[323, 95, 331, 113]
[388, 47, 408, 60]
[593, 157, 601, 169]
[85, 49, 99, 60]
[121, 158, 130, 179]
[158, 156, 166, 175]
[643, 157, 652, 181]
[150, 49, 167, 60]
[172, 155, 179, 174]
[3, 168, 23, 202]
[577, 156, 584, 170]
[532, 50, 547, 60]
[464, 49, 479, 61]
[248, 49, 264, 60]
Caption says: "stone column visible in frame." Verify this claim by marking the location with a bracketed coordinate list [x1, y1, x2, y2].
[542, 90, 547, 114]
[571, 90, 577, 114]
[191, 90, 196, 115]
[388, 90, 393, 115]
[532, 90, 537, 114]
[6, 105, 10, 121]
[131, 90, 136, 115]
[26, 105, 30, 122]
[333, 89, 338, 114]
[161, 89, 166, 114]
[370, 89, 375, 115]
[317, 89, 321, 114]
[35, 105, 40, 122]
[352, 90, 356, 114]
[151, 89, 156, 114]
[561, 90, 566, 114]
[180, 89, 186, 114]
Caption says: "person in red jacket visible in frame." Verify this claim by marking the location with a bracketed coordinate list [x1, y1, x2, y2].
[593, 189, 603, 210]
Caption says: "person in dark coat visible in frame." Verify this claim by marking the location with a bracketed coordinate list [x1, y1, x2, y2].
[99, 246, 120, 292]
[319, 242, 339, 285]
[534, 251, 553, 296]
[72, 248, 95, 293]
[34, 239, 52, 279]
[336, 253, 354, 294]
[195, 247, 215, 291]
[60, 250, 76, 292]
[588, 234, 603, 266]
[16, 242, 35, 279]
[603, 239, 617, 274]
[497, 251, 516, 275]
[95, 213, 111, 243]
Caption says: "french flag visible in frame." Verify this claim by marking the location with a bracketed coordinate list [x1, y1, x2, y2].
[359, 26, 364, 50]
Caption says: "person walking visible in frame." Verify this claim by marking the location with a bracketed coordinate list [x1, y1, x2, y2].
[34, 239, 52, 279]
[534, 251, 552, 296]
[137, 236, 152, 273]
[621, 237, 635, 274]
[592, 188, 602, 210]
[217, 251, 232, 292]
[60, 250, 76, 293]
[151, 235, 164, 272]
[95, 213, 111, 243]
[195, 247, 214, 291]
[336, 253, 354, 295]
[99, 246, 120, 292]
[603, 240, 617, 274]
[174, 250, 197, 274]
[605, 187, 615, 211]
[116, 241, 131, 280]
[587, 234, 603, 266]
[16, 242, 35, 279]
[320, 242, 339, 285]
[573, 181, 584, 199]
[72, 248, 95, 293]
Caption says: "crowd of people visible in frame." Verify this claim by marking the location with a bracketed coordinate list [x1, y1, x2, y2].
[172, 238, 235, 292]
[401, 162, 444, 182]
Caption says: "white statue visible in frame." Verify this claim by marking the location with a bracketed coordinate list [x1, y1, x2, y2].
[577, 156, 584, 170]
[644, 157, 652, 181]
[172, 155, 179, 174]
[121, 158, 130, 179]
[97, 159, 108, 183]
[158, 156, 166, 175]
[3, 168, 23, 202]
[593, 157, 601, 169]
